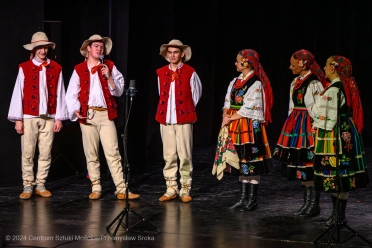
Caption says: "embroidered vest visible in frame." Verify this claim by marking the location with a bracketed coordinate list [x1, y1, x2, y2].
[21, 60, 61, 116]
[74, 60, 118, 124]
[156, 64, 197, 124]
[230, 75, 258, 109]
[292, 74, 318, 108]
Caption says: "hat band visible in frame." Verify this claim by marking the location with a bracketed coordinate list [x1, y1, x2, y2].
[31, 39, 49, 44]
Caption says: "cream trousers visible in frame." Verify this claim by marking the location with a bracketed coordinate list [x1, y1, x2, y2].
[21, 117, 55, 187]
[160, 123, 193, 186]
[80, 110, 124, 193]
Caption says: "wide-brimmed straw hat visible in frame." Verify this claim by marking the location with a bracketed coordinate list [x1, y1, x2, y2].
[23, 32, 56, 51]
[80, 34, 112, 57]
[159, 39, 192, 62]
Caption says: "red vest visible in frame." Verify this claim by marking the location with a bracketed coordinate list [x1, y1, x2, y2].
[156, 64, 197, 124]
[74, 60, 118, 124]
[21, 60, 61, 116]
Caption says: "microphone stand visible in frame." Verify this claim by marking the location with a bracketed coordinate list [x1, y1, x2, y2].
[106, 82, 160, 236]
[313, 87, 371, 247]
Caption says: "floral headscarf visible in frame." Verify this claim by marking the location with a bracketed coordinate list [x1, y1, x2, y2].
[331, 56, 364, 133]
[293, 49, 327, 87]
[240, 49, 274, 125]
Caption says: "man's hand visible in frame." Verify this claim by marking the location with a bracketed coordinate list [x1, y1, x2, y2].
[75, 111, 87, 119]
[15, 120, 24, 135]
[54, 120, 63, 132]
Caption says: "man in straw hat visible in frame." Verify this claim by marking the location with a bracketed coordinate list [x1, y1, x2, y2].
[156, 39, 202, 203]
[65, 34, 140, 200]
[8, 31, 68, 199]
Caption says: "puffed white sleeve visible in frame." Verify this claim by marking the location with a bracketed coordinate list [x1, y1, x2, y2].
[236, 80, 265, 121]
[65, 70, 81, 121]
[8, 68, 25, 122]
[305, 79, 324, 120]
[223, 78, 236, 110]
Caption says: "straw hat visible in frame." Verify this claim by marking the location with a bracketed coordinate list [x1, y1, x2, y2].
[80, 34, 112, 57]
[159, 39, 192, 62]
[23, 32, 56, 51]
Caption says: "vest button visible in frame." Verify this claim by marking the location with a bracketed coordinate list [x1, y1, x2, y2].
[177, 81, 182, 85]
[178, 91, 182, 95]
[162, 91, 167, 96]
[165, 72, 169, 76]
[84, 80, 88, 84]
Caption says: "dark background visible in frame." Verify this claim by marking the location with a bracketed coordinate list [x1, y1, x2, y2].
[1, 0, 371, 186]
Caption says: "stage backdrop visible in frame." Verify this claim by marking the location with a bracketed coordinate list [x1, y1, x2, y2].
[1, 0, 371, 186]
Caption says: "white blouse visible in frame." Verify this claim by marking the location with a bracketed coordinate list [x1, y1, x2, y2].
[288, 71, 324, 117]
[312, 77, 346, 131]
[223, 71, 265, 122]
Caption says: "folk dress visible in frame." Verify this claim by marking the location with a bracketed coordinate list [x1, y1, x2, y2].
[311, 79, 368, 192]
[273, 72, 323, 181]
[223, 71, 271, 176]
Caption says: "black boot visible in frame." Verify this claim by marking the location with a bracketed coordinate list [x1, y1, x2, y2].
[230, 182, 248, 209]
[294, 185, 311, 216]
[302, 187, 321, 217]
[325, 195, 337, 226]
[240, 183, 258, 211]
[325, 197, 348, 227]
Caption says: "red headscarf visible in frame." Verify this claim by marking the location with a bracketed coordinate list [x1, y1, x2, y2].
[240, 49, 273, 125]
[293, 49, 327, 88]
[331, 56, 364, 133]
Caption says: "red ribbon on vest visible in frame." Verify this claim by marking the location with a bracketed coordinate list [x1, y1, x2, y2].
[39, 61, 49, 71]
[91, 65, 102, 74]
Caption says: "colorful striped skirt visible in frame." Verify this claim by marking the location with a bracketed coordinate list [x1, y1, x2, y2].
[313, 116, 368, 192]
[273, 108, 315, 181]
[226, 109, 271, 176]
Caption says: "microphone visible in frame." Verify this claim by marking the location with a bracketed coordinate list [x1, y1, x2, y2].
[99, 54, 106, 79]
[127, 80, 138, 99]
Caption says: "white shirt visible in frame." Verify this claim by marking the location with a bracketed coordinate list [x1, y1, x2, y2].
[65, 62, 124, 121]
[223, 71, 265, 122]
[8, 58, 68, 122]
[157, 63, 202, 124]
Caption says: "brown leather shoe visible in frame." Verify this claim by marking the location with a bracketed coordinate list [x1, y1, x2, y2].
[117, 192, 141, 200]
[35, 189, 52, 198]
[180, 195, 192, 203]
[19, 192, 32, 199]
[89, 192, 102, 200]
[159, 193, 177, 202]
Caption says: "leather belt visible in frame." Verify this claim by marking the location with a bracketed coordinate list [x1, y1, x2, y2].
[88, 106, 107, 111]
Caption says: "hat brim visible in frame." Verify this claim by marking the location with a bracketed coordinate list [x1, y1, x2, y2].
[80, 37, 112, 57]
[160, 44, 192, 62]
[23, 42, 56, 51]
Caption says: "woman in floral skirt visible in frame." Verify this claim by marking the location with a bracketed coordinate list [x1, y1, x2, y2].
[221, 49, 273, 211]
[312, 55, 368, 226]
[273, 49, 326, 217]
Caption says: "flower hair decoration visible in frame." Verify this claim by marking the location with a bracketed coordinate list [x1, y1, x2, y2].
[298, 59, 307, 68]
[330, 61, 339, 68]
[241, 57, 249, 67]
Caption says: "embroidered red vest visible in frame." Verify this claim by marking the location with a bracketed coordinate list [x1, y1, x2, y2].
[74, 60, 118, 124]
[21, 60, 61, 116]
[156, 64, 197, 124]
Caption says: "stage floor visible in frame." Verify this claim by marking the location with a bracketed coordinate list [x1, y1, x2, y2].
[1, 145, 371, 248]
